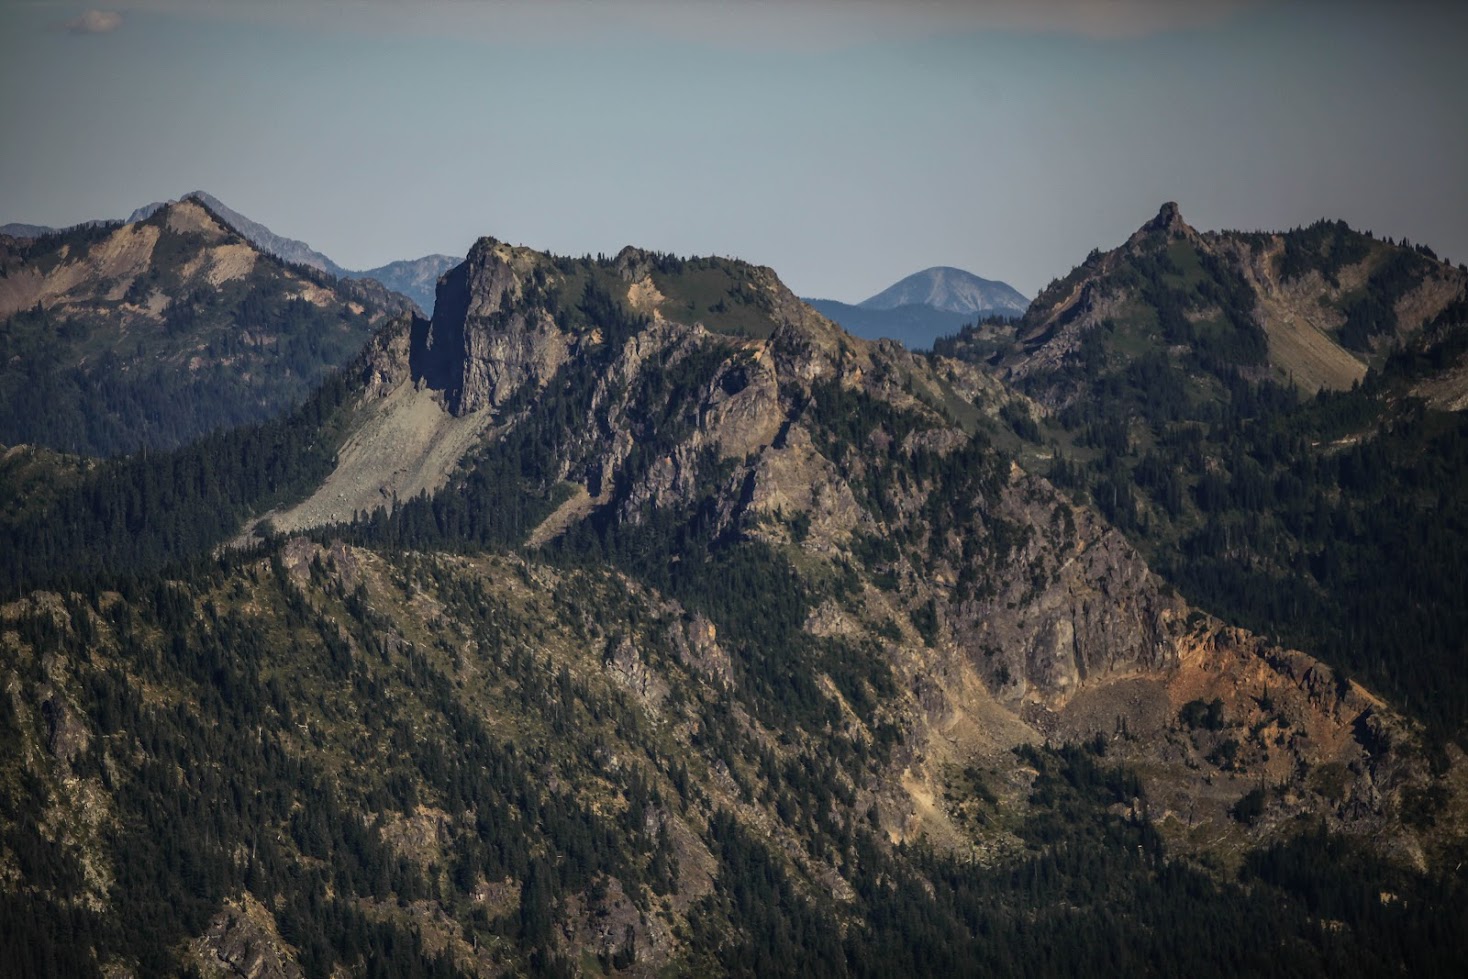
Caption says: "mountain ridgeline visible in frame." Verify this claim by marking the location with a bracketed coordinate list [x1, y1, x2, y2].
[935, 202, 1468, 737]
[126, 191, 460, 315]
[0, 199, 413, 456]
[1, 217, 1466, 976]
[354, 254, 462, 316]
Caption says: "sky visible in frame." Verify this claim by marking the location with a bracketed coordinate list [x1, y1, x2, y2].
[1, 1, 1465, 301]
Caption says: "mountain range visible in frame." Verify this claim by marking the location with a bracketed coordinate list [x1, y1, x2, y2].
[1, 200, 1466, 976]
[8, 192, 460, 316]
[804, 266, 1029, 350]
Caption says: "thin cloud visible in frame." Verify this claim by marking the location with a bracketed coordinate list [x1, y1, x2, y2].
[64, 10, 124, 34]
[67, 2, 1265, 48]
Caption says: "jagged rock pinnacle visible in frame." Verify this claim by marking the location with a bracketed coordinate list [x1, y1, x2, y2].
[1125, 201, 1193, 250]
[1147, 201, 1185, 234]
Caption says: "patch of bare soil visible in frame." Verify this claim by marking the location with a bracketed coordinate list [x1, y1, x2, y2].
[165, 200, 227, 239]
[1412, 356, 1468, 411]
[1394, 271, 1465, 338]
[1258, 303, 1367, 393]
[0, 266, 44, 318]
[204, 243, 257, 285]
[525, 483, 598, 548]
[31, 223, 161, 310]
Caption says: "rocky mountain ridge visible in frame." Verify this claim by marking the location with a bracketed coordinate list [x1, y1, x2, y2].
[987, 202, 1465, 405]
[15, 192, 459, 315]
[0, 198, 412, 455]
[123, 191, 458, 315]
[1, 215, 1464, 976]
[265, 230, 1448, 838]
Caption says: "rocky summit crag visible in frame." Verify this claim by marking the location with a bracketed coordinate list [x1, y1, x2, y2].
[1, 220, 1466, 977]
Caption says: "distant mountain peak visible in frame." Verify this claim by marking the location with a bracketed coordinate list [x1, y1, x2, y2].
[185, 190, 346, 276]
[858, 266, 1029, 317]
[802, 266, 1028, 350]
[125, 200, 169, 224]
[111, 191, 460, 315]
[0, 222, 62, 239]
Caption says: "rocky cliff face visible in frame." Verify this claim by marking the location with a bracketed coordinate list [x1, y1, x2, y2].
[425, 238, 571, 416]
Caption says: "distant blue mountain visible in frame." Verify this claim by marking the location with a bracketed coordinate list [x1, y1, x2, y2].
[803, 299, 975, 350]
[351, 255, 460, 317]
[804, 266, 1028, 349]
[0, 222, 60, 238]
[2, 219, 112, 238]
[861, 267, 1029, 317]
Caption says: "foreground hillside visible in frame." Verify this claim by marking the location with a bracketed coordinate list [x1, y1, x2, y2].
[0, 200, 412, 456]
[1, 235, 1465, 975]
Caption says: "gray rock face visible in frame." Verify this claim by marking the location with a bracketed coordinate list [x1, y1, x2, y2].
[950, 485, 1180, 705]
[1137, 200, 1188, 238]
[423, 238, 568, 416]
[187, 895, 304, 979]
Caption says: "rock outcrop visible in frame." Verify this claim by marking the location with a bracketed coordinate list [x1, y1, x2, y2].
[186, 895, 304, 979]
[424, 238, 569, 415]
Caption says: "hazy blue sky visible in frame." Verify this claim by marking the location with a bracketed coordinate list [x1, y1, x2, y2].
[2, 1, 1464, 299]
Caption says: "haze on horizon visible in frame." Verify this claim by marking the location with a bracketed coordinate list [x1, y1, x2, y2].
[1, 0, 1464, 301]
